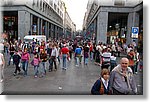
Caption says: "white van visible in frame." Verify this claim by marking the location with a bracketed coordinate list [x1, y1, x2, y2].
[24, 35, 46, 44]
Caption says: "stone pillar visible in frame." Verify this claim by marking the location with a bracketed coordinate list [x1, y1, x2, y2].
[18, 11, 30, 41]
[127, 12, 139, 45]
[37, 17, 40, 34]
[133, 12, 140, 45]
[97, 11, 108, 44]
[45, 21, 48, 37]
[51, 24, 54, 39]
[53, 25, 56, 39]
[30, 14, 33, 35]
[40, 19, 43, 35]
[47, 22, 49, 40]
[49, 23, 51, 38]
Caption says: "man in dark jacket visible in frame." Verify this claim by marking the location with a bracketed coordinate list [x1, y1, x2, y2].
[13, 50, 21, 76]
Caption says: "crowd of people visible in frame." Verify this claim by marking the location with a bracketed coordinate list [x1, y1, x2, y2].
[0, 37, 143, 95]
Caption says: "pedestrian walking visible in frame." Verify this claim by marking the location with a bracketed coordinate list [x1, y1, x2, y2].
[95, 43, 102, 66]
[13, 50, 21, 76]
[89, 42, 93, 61]
[110, 53, 117, 72]
[40, 49, 47, 76]
[134, 49, 140, 74]
[47, 43, 52, 71]
[91, 68, 111, 95]
[117, 45, 122, 57]
[127, 50, 135, 74]
[61, 44, 69, 70]
[68, 43, 73, 59]
[49, 44, 57, 72]
[101, 48, 111, 69]
[31, 54, 40, 78]
[56, 44, 61, 63]
[21, 48, 30, 76]
[74, 45, 82, 67]
[111, 44, 116, 56]
[92, 43, 96, 61]
[8, 43, 15, 66]
[83, 44, 89, 65]
[109, 58, 137, 95]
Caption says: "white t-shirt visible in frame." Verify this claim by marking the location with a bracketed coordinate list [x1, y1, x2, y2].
[102, 52, 111, 62]
[127, 47, 132, 53]
[51, 47, 57, 57]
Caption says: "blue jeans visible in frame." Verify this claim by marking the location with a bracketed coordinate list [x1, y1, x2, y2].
[34, 65, 39, 76]
[5, 47, 9, 55]
[49, 59, 52, 71]
[41, 62, 46, 74]
[8, 55, 14, 65]
[22, 60, 29, 76]
[76, 56, 80, 66]
[84, 58, 88, 64]
[62, 54, 67, 69]
[90, 51, 93, 60]
[57, 56, 60, 63]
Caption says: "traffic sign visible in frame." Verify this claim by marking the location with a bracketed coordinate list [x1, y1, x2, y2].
[131, 27, 139, 38]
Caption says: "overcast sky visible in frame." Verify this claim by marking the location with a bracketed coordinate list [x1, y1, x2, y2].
[62, 0, 88, 31]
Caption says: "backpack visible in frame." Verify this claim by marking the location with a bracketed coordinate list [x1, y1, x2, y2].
[31, 60, 34, 66]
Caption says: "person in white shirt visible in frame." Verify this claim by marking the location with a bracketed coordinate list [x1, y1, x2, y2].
[101, 48, 111, 69]
[49, 44, 57, 71]
[111, 44, 116, 55]
[132, 40, 137, 48]
[95, 44, 102, 65]
[126, 45, 132, 54]
[134, 50, 140, 74]
[110, 53, 117, 71]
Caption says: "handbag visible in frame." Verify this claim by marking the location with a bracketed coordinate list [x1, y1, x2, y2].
[18, 62, 21, 67]
[31, 60, 34, 66]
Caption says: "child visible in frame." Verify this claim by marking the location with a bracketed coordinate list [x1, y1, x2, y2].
[13, 50, 21, 76]
[91, 69, 111, 95]
[32, 54, 40, 78]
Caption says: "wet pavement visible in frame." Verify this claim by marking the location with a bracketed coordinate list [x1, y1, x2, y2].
[1, 53, 143, 95]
